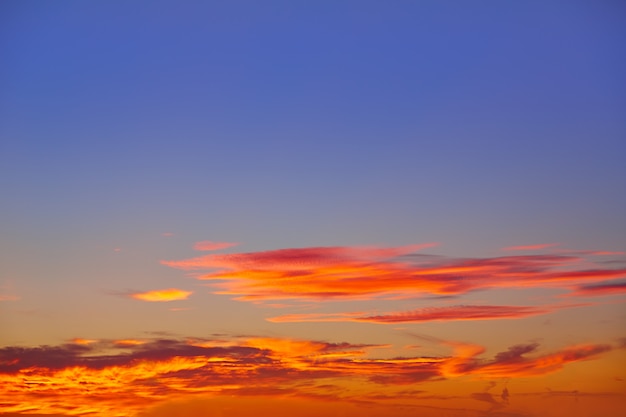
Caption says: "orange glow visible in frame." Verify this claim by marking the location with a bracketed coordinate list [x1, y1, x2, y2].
[130, 288, 192, 302]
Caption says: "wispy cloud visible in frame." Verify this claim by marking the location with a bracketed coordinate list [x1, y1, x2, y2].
[501, 243, 559, 251]
[268, 304, 562, 324]
[130, 288, 192, 302]
[193, 240, 239, 251]
[161, 244, 625, 303]
[446, 342, 613, 378]
[568, 280, 626, 297]
[0, 335, 618, 416]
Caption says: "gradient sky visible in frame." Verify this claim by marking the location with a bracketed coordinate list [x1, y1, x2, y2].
[1, 1, 625, 416]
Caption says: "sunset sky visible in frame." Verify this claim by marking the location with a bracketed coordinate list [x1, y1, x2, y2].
[1, 1, 625, 416]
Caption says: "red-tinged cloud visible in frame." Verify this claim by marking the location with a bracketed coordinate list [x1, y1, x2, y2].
[0, 335, 618, 416]
[163, 243, 437, 270]
[502, 243, 559, 251]
[160, 244, 626, 302]
[568, 280, 626, 297]
[130, 288, 192, 302]
[268, 304, 555, 324]
[193, 240, 239, 251]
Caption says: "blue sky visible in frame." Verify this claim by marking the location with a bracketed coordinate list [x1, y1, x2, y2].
[2, 1, 624, 258]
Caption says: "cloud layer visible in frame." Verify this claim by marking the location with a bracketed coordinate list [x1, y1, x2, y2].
[0, 335, 618, 416]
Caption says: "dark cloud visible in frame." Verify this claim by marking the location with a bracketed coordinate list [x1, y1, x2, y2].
[0, 339, 267, 374]
[571, 280, 626, 296]
[493, 343, 540, 362]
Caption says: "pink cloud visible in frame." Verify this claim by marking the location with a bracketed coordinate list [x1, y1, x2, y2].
[193, 240, 239, 251]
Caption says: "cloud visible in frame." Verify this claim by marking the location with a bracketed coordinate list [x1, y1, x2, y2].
[161, 244, 626, 303]
[502, 243, 559, 251]
[568, 280, 626, 297]
[193, 240, 239, 251]
[268, 304, 557, 324]
[446, 342, 612, 378]
[70, 338, 98, 345]
[129, 288, 192, 302]
[0, 335, 617, 416]
[0, 294, 20, 301]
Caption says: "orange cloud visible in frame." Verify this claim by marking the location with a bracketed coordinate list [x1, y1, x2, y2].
[193, 240, 239, 251]
[0, 336, 617, 416]
[70, 338, 98, 345]
[113, 339, 146, 347]
[130, 288, 192, 302]
[268, 304, 557, 323]
[161, 244, 625, 303]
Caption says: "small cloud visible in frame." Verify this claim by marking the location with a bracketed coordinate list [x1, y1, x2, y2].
[113, 339, 146, 347]
[193, 240, 239, 251]
[0, 294, 20, 301]
[162, 232, 174, 237]
[169, 307, 191, 312]
[71, 338, 98, 345]
[130, 288, 193, 302]
[113, 248, 122, 252]
[502, 243, 559, 251]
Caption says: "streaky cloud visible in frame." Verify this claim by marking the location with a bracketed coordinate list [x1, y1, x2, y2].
[161, 244, 626, 303]
[502, 243, 559, 251]
[568, 280, 626, 297]
[268, 304, 557, 324]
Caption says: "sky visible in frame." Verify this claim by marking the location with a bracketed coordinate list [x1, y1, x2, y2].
[1, 1, 625, 416]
